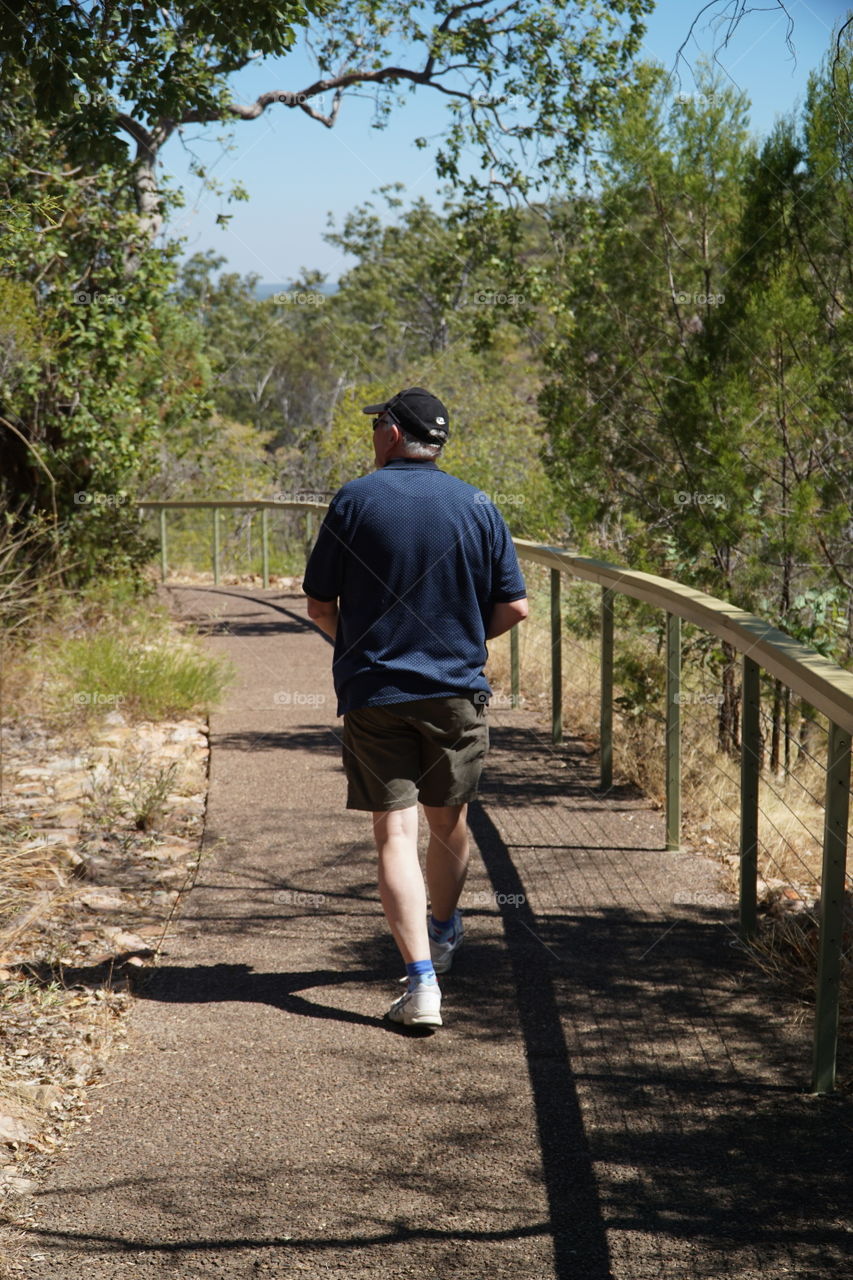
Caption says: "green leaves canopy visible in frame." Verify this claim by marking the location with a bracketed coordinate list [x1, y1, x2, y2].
[1, 1, 655, 207]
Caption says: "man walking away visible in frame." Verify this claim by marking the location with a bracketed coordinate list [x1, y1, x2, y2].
[303, 387, 527, 1029]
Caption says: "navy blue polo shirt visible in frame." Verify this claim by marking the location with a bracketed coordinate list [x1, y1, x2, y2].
[302, 458, 527, 715]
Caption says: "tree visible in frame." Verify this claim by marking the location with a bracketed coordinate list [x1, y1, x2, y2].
[539, 62, 755, 567]
[538, 30, 853, 754]
[0, 89, 210, 578]
[0, 1, 655, 251]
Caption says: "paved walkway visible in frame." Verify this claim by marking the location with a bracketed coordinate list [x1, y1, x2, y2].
[22, 586, 852, 1278]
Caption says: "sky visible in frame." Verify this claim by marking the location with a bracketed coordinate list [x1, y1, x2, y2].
[161, 0, 852, 286]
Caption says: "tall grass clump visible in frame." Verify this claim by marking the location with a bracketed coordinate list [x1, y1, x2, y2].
[2, 571, 232, 730]
[53, 631, 231, 721]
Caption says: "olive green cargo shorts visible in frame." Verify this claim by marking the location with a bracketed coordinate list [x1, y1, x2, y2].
[341, 696, 489, 811]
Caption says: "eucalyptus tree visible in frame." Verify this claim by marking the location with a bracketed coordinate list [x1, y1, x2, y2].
[0, 0, 656, 254]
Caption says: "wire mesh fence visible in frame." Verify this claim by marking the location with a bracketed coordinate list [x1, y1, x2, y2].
[486, 558, 853, 1091]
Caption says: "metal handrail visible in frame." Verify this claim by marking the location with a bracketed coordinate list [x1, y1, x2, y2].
[138, 499, 852, 1093]
[513, 541, 853, 734]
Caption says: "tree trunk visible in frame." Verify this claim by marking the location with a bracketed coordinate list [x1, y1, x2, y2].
[795, 700, 818, 770]
[717, 641, 741, 756]
[770, 677, 783, 774]
[118, 115, 175, 275]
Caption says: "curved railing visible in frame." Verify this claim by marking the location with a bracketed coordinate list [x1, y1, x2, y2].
[139, 500, 852, 1093]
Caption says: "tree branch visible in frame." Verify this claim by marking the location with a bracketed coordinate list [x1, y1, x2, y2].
[181, 63, 476, 127]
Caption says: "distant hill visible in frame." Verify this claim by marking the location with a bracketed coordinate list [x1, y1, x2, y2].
[254, 281, 338, 301]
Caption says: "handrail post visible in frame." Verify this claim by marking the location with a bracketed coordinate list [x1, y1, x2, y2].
[305, 511, 314, 560]
[212, 506, 221, 585]
[550, 568, 562, 743]
[262, 507, 270, 589]
[665, 612, 682, 851]
[812, 721, 851, 1094]
[510, 625, 520, 708]
[740, 657, 761, 939]
[158, 507, 167, 584]
[600, 588, 614, 791]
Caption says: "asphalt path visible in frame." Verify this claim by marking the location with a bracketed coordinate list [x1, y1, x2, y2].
[21, 585, 853, 1279]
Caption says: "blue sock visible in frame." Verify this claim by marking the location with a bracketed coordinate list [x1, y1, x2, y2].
[429, 913, 454, 937]
[406, 959, 437, 987]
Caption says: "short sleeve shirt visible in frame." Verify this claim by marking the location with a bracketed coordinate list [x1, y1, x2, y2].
[302, 459, 527, 715]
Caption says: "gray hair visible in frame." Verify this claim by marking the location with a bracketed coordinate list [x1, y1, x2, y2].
[399, 427, 442, 460]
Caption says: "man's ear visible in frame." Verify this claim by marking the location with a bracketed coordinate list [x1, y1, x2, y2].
[379, 422, 402, 457]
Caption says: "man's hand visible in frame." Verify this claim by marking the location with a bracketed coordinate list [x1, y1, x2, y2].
[486, 598, 528, 639]
[306, 596, 339, 640]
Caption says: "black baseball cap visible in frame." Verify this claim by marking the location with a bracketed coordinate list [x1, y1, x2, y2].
[362, 387, 450, 444]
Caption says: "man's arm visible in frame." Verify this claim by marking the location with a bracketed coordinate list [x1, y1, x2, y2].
[306, 596, 339, 640]
[486, 598, 528, 639]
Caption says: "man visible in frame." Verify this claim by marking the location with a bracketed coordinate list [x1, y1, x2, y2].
[303, 387, 527, 1029]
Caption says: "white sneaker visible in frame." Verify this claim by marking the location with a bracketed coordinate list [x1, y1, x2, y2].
[428, 910, 464, 974]
[386, 982, 442, 1027]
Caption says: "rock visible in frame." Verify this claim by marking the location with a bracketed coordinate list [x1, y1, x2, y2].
[145, 840, 194, 862]
[66, 1051, 96, 1085]
[0, 1115, 32, 1145]
[54, 847, 85, 869]
[149, 890, 179, 907]
[0, 1168, 37, 1194]
[101, 929, 153, 955]
[10, 1083, 61, 1109]
[79, 888, 126, 912]
[154, 867, 185, 885]
[102, 710, 127, 728]
[42, 756, 89, 774]
[52, 803, 84, 824]
[20, 831, 76, 848]
[92, 731, 131, 748]
[170, 725, 199, 743]
[52, 777, 86, 801]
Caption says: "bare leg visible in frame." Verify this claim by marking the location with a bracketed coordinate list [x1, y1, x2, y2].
[373, 806, 430, 965]
[423, 803, 469, 922]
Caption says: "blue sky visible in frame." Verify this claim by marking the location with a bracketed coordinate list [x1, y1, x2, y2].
[161, 0, 851, 284]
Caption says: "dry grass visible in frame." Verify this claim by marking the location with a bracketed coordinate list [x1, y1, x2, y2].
[0, 827, 69, 947]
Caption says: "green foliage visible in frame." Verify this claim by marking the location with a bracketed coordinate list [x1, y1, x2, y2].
[0, 1, 333, 168]
[0, 93, 211, 581]
[0, 1, 654, 207]
[538, 36, 853, 669]
[540, 61, 755, 564]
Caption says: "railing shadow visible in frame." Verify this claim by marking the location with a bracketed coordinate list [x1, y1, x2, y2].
[468, 799, 853, 1278]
